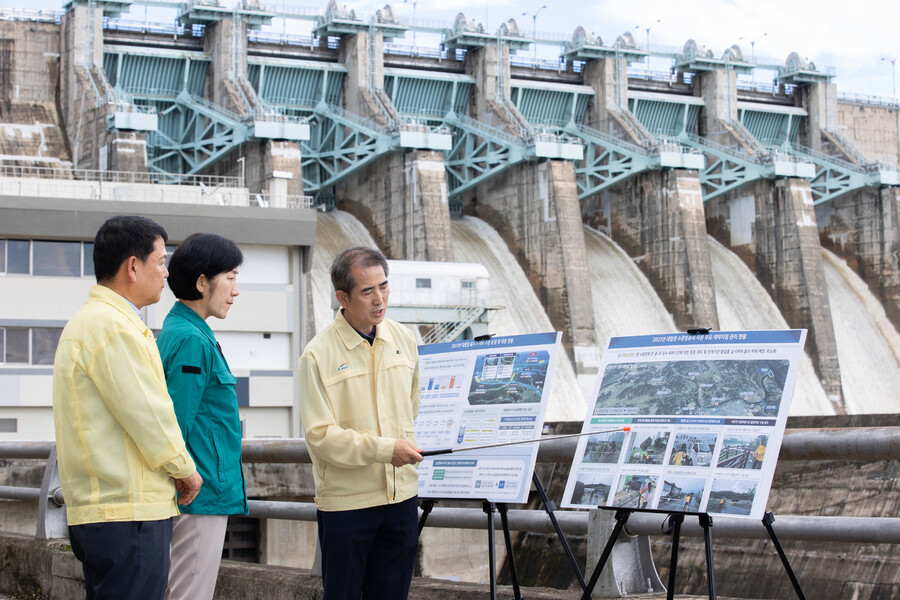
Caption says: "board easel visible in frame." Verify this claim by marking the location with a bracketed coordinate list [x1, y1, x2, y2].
[580, 507, 806, 600]
[418, 497, 523, 600]
[417, 469, 590, 600]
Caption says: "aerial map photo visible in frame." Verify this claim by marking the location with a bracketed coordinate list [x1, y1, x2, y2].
[593, 360, 790, 417]
[467, 350, 550, 405]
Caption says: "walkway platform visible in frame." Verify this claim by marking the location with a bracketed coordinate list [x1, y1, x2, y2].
[0, 531, 766, 600]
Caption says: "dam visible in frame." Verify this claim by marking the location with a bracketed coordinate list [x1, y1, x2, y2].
[0, 0, 899, 595]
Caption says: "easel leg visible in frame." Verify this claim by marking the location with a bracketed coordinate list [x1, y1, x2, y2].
[699, 514, 717, 600]
[580, 509, 631, 600]
[417, 499, 436, 536]
[763, 512, 807, 600]
[532, 472, 587, 591]
[484, 502, 498, 600]
[666, 514, 685, 600]
[497, 503, 523, 600]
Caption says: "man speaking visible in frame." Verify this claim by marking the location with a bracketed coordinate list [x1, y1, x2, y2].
[298, 246, 423, 600]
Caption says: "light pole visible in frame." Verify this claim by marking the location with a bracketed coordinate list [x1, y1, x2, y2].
[635, 19, 661, 75]
[403, 0, 418, 53]
[738, 32, 767, 62]
[522, 5, 546, 63]
[882, 54, 899, 98]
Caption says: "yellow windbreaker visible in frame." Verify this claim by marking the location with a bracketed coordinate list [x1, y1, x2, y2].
[53, 285, 196, 526]
[297, 311, 420, 511]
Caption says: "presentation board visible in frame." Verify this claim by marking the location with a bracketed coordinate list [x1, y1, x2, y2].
[561, 330, 806, 519]
[415, 332, 561, 504]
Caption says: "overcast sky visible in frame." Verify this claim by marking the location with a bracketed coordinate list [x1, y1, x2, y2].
[5, 0, 898, 99]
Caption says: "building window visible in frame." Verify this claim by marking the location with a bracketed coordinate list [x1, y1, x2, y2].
[0, 239, 94, 277]
[7, 240, 29, 274]
[4, 328, 28, 363]
[0, 419, 16, 433]
[83, 242, 95, 278]
[32, 328, 63, 365]
[461, 280, 475, 288]
[416, 278, 431, 288]
[0, 327, 63, 365]
[33, 241, 81, 277]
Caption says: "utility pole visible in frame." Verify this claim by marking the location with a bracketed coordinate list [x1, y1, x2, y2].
[635, 19, 661, 76]
[522, 5, 546, 64]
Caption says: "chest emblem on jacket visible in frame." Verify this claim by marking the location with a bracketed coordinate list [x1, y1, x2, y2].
[337, 362, 349, 371]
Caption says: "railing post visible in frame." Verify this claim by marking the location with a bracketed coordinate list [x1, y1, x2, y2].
[585, 508, 664, 598]
[36, 446, 68, 540]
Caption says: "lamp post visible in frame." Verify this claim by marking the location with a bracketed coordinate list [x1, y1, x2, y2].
[738, 32, 767, 62]
[522, 5, 546, 63]
[882, 54, 899, 98]
[635, 19, 661, 75]
[403, 0, 417, 53]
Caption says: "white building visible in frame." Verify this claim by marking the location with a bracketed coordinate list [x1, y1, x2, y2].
[0, 174, 317, 441]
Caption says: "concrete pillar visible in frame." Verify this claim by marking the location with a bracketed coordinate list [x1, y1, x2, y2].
[803, 79, 900, 332]
[104, 132, 148, 172]
[800, 81, 839, 154]
[0, 20, 71, 167]
[606, 170, 719, 331]
[468, 160, 599, 380]
[697, 67, 843, 404]
[59, 4, 115, 170]
[582, 56, 718, 332]
[202, 18, 304, 196]
[337, 30, 387, 125]
[755, 179, 844, 409]
[203, 17, 248, 113]
[696, 68, 759, 153]
[460, 43, 599, 385]
[335, 31, 453, 261]
[338, 150, 452, 261]
[581, 57, 646, 144]
[818, 186, 900, 333]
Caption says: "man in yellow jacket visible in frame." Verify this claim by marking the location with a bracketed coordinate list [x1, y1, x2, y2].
[53, 215, 202, 600]
[298, 246, 423, 600]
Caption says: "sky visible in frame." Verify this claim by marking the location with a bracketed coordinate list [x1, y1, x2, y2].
[4, 0, 899, 99]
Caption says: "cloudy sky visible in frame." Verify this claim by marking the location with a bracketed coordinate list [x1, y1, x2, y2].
[6, 0, 899, 99]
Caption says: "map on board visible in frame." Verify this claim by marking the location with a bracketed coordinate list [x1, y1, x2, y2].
[415, 333, 561, 503]
[560, 330, 806, 519]
[593, 359, 789, 417]
[467, 350, 550, 405]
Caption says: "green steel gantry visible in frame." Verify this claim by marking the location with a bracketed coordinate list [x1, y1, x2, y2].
[92, 0, 897, 203]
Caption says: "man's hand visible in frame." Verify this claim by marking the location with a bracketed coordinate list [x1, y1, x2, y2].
[392, 439, 424, 467]
[174, 471, 203, 506]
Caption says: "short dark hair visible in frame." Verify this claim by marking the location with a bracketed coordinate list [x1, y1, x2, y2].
[93, 215, 168, 283]
[330, 246, 388, 294]
[167, 233, 244, 300]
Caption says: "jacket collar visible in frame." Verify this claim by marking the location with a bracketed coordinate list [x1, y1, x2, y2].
[169, 301, 218, 347]
[89, 285, 151, 335]
[333, 310, 394, 349]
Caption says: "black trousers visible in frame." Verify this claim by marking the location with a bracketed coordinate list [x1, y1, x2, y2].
[69, 519, 172, 600]
[317, 497, 419, 600]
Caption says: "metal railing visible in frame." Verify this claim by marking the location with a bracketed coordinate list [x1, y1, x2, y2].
[250, 193, 314, 209]
[838, 91, 900, 109]
[3, 426, 900, 544]
[0, 164, 243, 187]
[0, 7, 62, 22]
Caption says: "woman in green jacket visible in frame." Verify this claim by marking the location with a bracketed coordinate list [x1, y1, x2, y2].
[157, 233, 247, 600]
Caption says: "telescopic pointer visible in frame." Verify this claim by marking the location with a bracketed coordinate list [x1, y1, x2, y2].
[422, 426, 631, 457]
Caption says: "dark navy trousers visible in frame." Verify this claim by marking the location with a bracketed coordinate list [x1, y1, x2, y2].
[316, 496, 419, 600]
[68, 519, 172, 600]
